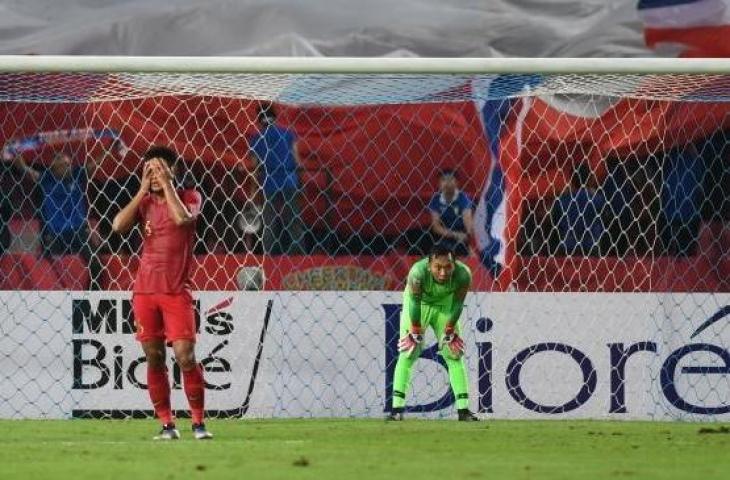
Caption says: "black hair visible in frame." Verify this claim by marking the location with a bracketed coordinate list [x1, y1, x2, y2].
[429, 242, 455, 261]
[257, 102, 276, 124]
[52, 151, 71, 162]
[573, 163, 591, 189]
[143, 146, 178, 167]
[439, 169, 457, 179]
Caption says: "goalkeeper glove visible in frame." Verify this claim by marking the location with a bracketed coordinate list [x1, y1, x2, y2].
[398, 325, 424, 358]
[441, 324, 465, 359]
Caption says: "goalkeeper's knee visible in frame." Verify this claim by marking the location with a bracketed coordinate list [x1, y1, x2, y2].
[397, 345, 422, 363]
[440, 346, 460, 361]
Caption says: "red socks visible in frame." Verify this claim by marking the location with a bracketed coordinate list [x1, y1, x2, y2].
[147, 365, 173, 425]
[182, 364, 205, 424]
[148, 364, 205, 425]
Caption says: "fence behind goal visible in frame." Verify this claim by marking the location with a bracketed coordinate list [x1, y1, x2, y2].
[0, 58, 728, 420]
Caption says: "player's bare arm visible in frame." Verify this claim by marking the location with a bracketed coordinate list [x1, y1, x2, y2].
[292, 141, 302, 168]
[11, 154, 41, 183]
[462, 208, 475, 243]
[430, 210, 467, 242]
[85, 151, 102, 177]
[111, 161, 152, 234]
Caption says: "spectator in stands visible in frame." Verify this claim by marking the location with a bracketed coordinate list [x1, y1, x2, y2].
[198, 158, 262, 254]
[551, 163, 607, 256]
[249, 102, 307, 255]
[429, 169, 474, 257]
[12, 151, 102, 289]
[661, 143, 704, 256]
[606, 156, 661, 256]
[704, 131, 730, 223]
[235, 164, 263, 252]
[0, 159, 15, 255]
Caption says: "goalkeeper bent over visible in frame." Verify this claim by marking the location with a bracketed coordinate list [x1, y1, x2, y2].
[388, 244, 479, 421]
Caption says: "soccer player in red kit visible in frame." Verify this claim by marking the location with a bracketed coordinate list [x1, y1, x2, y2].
[112, 146, 212, 440]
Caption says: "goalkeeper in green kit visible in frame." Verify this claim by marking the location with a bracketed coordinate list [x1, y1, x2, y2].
[388, 244, 479, 421]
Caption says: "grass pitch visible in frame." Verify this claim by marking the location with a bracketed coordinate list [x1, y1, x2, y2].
[3, 418, 730, 479]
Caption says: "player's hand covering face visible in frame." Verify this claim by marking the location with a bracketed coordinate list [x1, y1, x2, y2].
[154, 158, 174, 185]
[147, 160, 162, 192]
[148, 158, 173, 193]
[429, 255, 454, 283]
[140, 161, 153, 194]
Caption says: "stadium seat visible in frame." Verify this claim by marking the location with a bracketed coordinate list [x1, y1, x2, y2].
[18, 254, 62, 290]
[100, 253, 265, 291]
[695, 222, 720, 262]
[53, 255, 89, 290]
[191, 254, 263, 290]
[517, 256, 653, 292]
[7, 217, 40, 254]
[654, 256, 718, 292]
[0, 254, 29, 290]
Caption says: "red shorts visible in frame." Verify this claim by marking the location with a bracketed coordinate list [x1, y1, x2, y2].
[132, 292, 196, 343]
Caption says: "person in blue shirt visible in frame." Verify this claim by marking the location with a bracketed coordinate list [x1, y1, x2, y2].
[13, 151, 102, 288]
[249, 103, 307, 255]
[660, 143, 704, 256]
[428, 170, 474, 257]
[0, 160, 17, 255]
[551, 162, 607, 256]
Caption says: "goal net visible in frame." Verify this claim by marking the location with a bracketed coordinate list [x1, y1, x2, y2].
[0, 58, 728, 420]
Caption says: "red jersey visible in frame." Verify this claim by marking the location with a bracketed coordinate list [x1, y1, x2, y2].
[133, 189, 201, 294]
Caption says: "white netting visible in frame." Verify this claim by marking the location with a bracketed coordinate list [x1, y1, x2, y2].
[0, 65, 728, 420]
[1, 72, 730, 103]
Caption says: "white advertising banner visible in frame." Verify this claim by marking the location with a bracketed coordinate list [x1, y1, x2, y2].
[1, 291, 728, 420]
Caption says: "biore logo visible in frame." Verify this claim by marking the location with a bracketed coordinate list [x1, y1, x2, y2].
[383, 303, 730, 415]
[70, 295, 273, 419]
[661, 305, 730, 415]
[71, 296, 232, 391]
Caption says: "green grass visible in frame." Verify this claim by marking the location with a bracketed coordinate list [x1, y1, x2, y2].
[3, 418, 730, 479]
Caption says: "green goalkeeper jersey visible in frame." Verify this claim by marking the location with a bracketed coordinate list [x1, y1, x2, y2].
[404, 258, 472, 308]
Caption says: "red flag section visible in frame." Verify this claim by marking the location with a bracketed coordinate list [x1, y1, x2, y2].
[505, 96, 730, 203]
[639, 0, 730, 58]
[496, 94, 730, 292]
[1, 92, 491, 237]
[0, 73, 727, 292]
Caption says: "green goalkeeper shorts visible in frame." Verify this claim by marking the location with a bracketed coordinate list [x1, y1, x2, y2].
[400, 296, 462, 340]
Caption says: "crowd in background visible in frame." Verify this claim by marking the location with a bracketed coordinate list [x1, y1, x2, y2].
[518, 131, 729, 260]
[0, 105, 728, 289]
